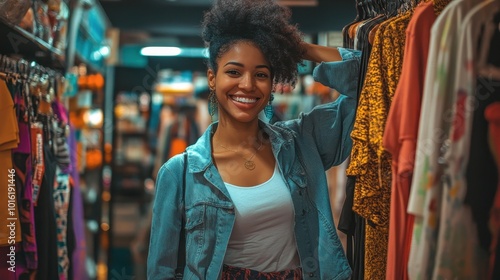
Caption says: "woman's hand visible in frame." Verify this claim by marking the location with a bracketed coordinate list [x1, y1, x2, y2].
[302, 43, 342, 63]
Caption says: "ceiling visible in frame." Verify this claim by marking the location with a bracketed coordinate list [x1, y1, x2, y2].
[98, 0, 357, 48]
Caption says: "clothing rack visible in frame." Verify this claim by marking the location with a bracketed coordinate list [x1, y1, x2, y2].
[340, 0, 500, 279]
[0, 50, 80, 280]
[0, 54, 63, 82]
[0, 54, 66, 110]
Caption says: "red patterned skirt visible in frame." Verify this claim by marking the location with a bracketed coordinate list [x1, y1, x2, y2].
[221, 264, 303, 280]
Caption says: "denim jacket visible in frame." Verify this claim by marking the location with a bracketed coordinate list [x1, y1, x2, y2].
[148, 48, 361, 280]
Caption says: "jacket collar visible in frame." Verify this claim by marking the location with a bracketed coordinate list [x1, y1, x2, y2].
[185, 120, 295, 174]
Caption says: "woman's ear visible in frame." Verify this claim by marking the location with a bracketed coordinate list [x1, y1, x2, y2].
[207, 69, 216, 90]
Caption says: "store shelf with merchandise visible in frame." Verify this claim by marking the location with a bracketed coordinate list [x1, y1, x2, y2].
[74, 19, 107, 74]
[61, 1, 114, 279]
[112, 90, 152, 197]
[0, 0, 110, 279]
[0, 18, 65, 70]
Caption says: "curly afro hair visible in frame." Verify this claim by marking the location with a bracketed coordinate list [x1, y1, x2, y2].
[201, 0, 306, 88]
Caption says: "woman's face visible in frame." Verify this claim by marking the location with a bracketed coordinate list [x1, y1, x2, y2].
[207, 41, 272, 124]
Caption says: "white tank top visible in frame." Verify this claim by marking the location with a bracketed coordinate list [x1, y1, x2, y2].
[223, 164, 300, 272]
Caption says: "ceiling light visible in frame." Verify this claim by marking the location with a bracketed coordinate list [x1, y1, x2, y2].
[99, 45, 110, 57]
[140, 47, 208, 58]
[140, 46, 182, 56]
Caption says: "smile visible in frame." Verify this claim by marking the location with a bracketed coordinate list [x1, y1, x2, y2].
[230, 96, 259, 104]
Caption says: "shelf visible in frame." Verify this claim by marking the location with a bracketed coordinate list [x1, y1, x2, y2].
[0, 18, 65, 70]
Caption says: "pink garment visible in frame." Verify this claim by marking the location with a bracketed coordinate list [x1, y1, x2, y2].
[382, 2, 437, 279]
[12, 89, 38, 269]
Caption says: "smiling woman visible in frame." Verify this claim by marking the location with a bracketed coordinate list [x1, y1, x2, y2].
[208, 42, 273, 126]
[147, 0, 361, 279]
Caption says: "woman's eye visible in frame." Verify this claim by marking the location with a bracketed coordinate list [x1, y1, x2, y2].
[256, 72, 269, 78]
[226, 70, 240, 75]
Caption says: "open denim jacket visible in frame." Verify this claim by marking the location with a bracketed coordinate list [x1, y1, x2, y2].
[148, 48, 361, 280]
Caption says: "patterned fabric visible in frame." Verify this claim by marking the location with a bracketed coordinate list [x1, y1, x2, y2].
[346, 10, 412, 280]
[51, 100, 71, 174]
[408, 0, 496, 279]
[54, 167, 70, 280]
[12, 84, 38, 269]
[407, 2, 464, 276]
[222, 264, 302, 280]
[433, 0, 450, 16]
[430, 2, 498, 279]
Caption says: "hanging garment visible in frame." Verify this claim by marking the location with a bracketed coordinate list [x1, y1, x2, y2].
[431, 2, 499, 279]
[11, 80, 39, 271]
[470, 81, 500, 279]
[0, 79, 29, 279]
[485, 102, 500, 279]
[409, 0, 498, 278]
[53, 167, 70, 280]
[355, 14, 387, 104]
[347, 9, 413, 279]
[338, 5, 385, 279]
[0, 79, 22, 247]
[465, 10, 500, 258]
[383, 2, 449, 279]
[34, 142, 59, 280]
[49, 99, 72, 280]
[346, 16, 394, 279]
[52, 100, 71, 174]
[67, 125, 89, 280]
[406, 0, 482, 278]
[338, 176, 365, 278]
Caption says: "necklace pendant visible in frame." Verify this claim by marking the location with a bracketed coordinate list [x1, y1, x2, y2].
[244, 160, 256, 170]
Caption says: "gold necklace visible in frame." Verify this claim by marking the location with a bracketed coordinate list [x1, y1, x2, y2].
[219, 141, 263, 170]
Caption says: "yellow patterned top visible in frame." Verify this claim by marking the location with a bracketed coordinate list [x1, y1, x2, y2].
[347, 11, 412, 228]
[346, 11, 413, 279]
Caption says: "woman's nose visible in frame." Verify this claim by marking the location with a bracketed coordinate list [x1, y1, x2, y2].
[239, 73, 255, 91]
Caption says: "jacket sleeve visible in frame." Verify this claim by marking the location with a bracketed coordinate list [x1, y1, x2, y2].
[275, 48, 361, 169]
[147, 155, 184, 279]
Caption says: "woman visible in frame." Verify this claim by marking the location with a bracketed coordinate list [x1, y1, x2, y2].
[148, 0, 361, 279]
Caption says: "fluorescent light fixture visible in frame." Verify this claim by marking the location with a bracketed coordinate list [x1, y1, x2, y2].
[141, 46, 182, 56]
[140, 47, 209, 58]
[99, 45, 110, 57]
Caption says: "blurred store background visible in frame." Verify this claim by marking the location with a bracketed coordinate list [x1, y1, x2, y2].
[0, 0, 355, 279]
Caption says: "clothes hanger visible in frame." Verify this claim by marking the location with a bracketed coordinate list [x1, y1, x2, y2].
[374, 0, 386, 15]
[362, 0, 389, 45]
[350, 0, 380, 40]
[355, 0, 365, 21]
[349, 0, 366, 39]
[366, 0, 376, 18]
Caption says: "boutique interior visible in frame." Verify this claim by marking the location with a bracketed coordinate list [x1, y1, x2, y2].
[1, 0, 500, 279]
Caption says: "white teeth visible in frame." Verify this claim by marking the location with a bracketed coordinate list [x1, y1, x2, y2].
[232, 96, 257, 104]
